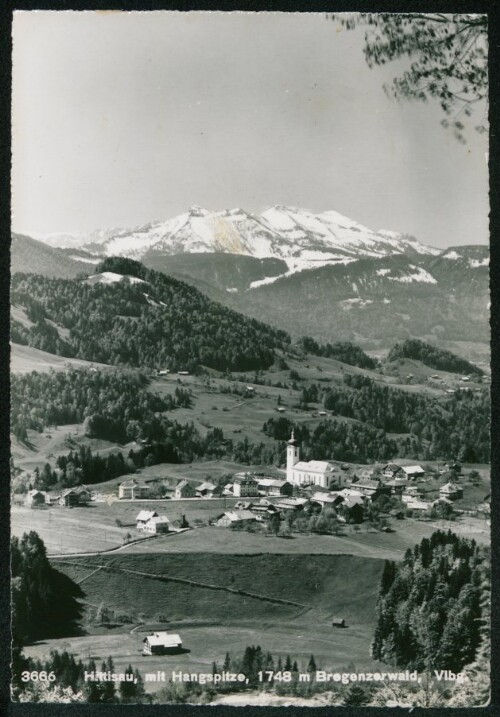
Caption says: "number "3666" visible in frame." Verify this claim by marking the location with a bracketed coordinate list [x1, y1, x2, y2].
[21, 671, 56, 682]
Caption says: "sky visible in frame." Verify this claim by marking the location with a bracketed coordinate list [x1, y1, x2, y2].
[11, 11, 489, 248]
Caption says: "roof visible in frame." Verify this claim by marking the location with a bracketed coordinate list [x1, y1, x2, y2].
[343, 496, 364, 508]
[293, 460, 332, 473]
[277, 497, 309, 507]
[197, 482, 216, 491]
[332, 618, 345, 625]
[257, 478, 287, 488]
[356, 479, 381, 489]
[221, 510, 256, 522]
[407, 500, 431, 510]
[120, 479, 149, 489]
[27, 489, 45, 497]
[61, 488, 78, 497]
[176, 479, 190, 489]
[137, 510, 158, 521]
[311, 492, 338, 503]
[401, 465, 425, 475]
[440, 482, 462, 492]
[143, 632, 182, 647]
[146, 515, 170, 525]
[385, 479, 409, 487]
[383, 463, 402, 472]
[233, 475, 257, 484]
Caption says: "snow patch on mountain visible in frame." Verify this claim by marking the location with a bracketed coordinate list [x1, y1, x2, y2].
[85, 272, 146, 285]
[388, 266, 437, 284]
[469, 257, 489, 268]
[32, 205, 441, 275]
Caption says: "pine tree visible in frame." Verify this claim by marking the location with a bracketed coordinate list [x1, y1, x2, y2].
[307, 654, 317, 673]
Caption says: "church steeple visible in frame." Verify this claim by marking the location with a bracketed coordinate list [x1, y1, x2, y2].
[286, 430, 299, 482]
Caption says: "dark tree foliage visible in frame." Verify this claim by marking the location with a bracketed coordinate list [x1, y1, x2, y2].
[387, 338, 483, 375]
[11, 260, 290, 371]
[11, 532, 84, 645]
[372, 530, 489, 672]
[297, 335, 376, 369]
[332, 13, 488, 141]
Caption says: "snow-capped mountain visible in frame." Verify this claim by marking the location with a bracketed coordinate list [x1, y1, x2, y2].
[33, 205, 440, 275]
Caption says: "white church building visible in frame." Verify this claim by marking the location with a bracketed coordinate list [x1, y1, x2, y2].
[286, 431, 339, 489]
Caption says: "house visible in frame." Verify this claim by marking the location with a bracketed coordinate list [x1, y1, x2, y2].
[337, 498, 364, 524]
[250, 503, 279, 516]
[286, 432, 340, 488]
[332, 618, 346, 628]
[401, 486, 422, 504]
[310, 492, 343, 508]
[406, 500, 433, 512]
[118, 479, 151, 500]
[196, 481, 216, 498]
[143, 631, 182, 655]
[440, 482, 463, 500]
[232, 474, 260, 498]
[216, 510, 258, 527]
[174, 480, 197, 499]
[353, 479, 385, 499]
[137, 510, 158, 530]
[257, 478, 293, 497]
[382, 463, 403, 480]
[400, 465, 425, 480]
[59, 488, 87, 507]
[25, 490, 46, 507]
[143, 515, 170, 534]
[75, 488, 91, 505]
[275, 497, 309, 512]
[384, 479, 409, 496]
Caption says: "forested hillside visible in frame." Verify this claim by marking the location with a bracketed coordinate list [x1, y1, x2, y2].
[387, 339, 484, 376]
[11, 258, 290, 372]
[372, 531, 489, 673]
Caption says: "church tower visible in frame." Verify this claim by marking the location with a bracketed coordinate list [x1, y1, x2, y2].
[287, 430, 300, 483]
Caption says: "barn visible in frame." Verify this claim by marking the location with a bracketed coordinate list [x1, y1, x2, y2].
[25, 490, 46, 507]
[142, 631, 183, 655]
[332, 618, 346, 628]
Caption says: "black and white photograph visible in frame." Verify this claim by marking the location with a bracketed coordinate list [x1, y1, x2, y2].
[9, 10, 491, 708]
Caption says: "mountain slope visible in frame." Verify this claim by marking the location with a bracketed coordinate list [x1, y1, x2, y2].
[11, 234, 92, 278]
[10, 258, 290, 372]
[230, 251, 489, 346]
[32, 204, 440, 274]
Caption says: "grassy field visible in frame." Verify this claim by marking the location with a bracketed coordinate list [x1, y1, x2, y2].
[24, 620, 379, 695]
[31, 551, 385, 693]
[10, 342, 112, 374]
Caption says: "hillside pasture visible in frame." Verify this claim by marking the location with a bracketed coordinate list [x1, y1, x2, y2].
[10, 342, 111, 375]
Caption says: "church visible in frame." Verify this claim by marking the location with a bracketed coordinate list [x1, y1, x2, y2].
[286, 431, 338, 489]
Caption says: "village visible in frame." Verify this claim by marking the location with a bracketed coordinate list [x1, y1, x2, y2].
[21, 430, 490, 548]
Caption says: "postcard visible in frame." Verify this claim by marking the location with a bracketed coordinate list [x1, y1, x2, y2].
[10, 10, 490, 708]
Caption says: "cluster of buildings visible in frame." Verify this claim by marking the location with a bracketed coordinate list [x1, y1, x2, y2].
[25, 487, 91, 508]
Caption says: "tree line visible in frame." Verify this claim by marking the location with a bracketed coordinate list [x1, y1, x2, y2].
[11, 257, 290, 371]
[387, 338, 484, 376]
[372, 530, 489, 672]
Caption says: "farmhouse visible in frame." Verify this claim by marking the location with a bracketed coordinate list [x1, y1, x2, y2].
[286, 432, 340, 489]
[440, 482, 464, 500]
[196, 481, 216, 498]
[59, 488, 90, 507]
[143, 631, 183, 655]
[406, 499, 433, 512]
[400, 465, 425, 480]
[384, 479, 409, 496]
[310, 492, 343, 508]
[275, 497, 309, 512]
[401, 486, 422, 504]
[382, 463, 403, 480]
[174, 480, 197, 499]
[353, 478, 385, 499]
[25, 490, 46, 507]
[232, 474, 260, 498]
[118, 479, 151, 500]
[143, 515, 171, 534]
[137, 510, 158, 530]
[257, 478, 293, 497]
[337, 498, 364, 523]
[216, 510, 258, 527]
